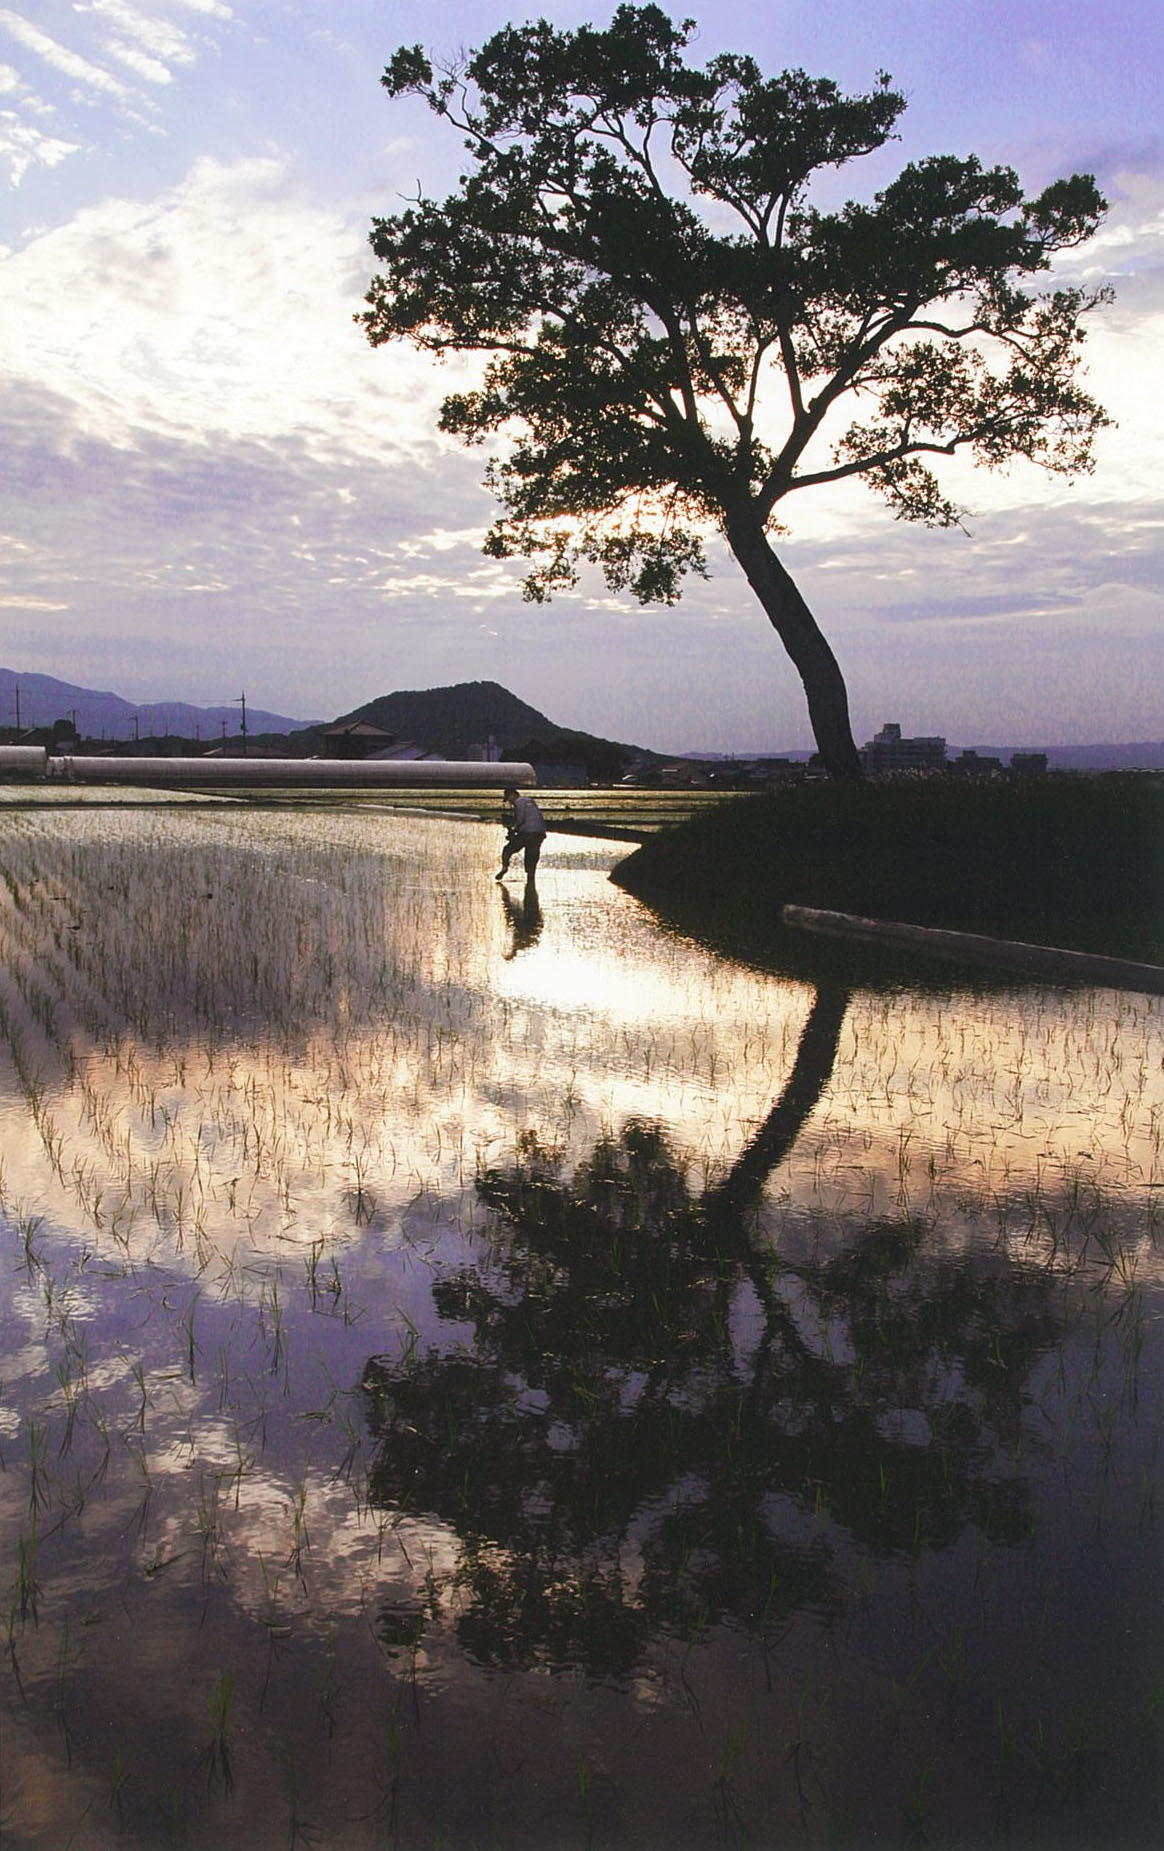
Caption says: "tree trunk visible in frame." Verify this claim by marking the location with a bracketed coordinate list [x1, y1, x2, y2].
[704, 981, 850, 1225]
[723, 508, 864, 780]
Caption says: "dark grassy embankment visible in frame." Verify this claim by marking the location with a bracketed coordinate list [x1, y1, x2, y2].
[611, 775, 1164, 968]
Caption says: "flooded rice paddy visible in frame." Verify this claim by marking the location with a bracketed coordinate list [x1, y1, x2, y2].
[0, 803, 1160, 1850]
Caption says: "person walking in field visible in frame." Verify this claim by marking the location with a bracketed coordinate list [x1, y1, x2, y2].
[496, 786, 547, 881]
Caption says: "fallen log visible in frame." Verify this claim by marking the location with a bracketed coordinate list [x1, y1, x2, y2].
[781, 904, 1164, 995]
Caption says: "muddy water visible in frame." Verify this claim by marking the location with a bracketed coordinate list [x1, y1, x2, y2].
[0, 805, 1160, 1849]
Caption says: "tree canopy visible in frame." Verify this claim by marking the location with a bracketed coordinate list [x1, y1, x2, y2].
[362, 5, 1111, 776]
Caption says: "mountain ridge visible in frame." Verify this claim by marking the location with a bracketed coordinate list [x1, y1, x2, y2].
[2, 669, 1160, 769]
[294, 680, 649, 775]
[0, 668, 314, 741]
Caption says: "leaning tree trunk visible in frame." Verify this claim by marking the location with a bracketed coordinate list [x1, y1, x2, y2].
[723, 507, 864, 781]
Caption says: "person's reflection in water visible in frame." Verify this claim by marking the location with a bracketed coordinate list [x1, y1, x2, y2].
[500, 881, 544, 959]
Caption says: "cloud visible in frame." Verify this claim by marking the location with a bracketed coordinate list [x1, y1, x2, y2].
[0, 112, 81, 184]
[1, 155, 470, 458]
[0, 371, 501, 713]
[0, 0, 235, 179]
[4, 354, 1159, 748]
[3, 121, 1162, 750]
[0, 8, 133, 99]
[76, 0, 199, 84]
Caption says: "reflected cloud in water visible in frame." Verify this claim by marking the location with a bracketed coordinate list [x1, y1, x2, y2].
[0, 806, 1159, 1850]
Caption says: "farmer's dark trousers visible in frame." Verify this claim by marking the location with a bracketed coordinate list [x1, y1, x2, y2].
[501, 831, 546, 877]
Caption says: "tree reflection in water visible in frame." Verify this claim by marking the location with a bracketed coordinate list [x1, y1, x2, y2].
[361, 983, 1061, 1679]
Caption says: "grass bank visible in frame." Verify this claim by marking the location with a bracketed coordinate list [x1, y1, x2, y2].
[611, 774, 1164, 970]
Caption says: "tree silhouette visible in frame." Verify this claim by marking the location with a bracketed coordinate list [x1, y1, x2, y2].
[363, 6, 1110, 776]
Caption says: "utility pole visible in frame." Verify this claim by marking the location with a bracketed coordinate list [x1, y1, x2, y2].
[233, 692, 248, 755]
[13, 683, 20, 732]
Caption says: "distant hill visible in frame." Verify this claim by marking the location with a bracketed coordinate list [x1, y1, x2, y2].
[4, 667, 1158, 771]
[0, 669, 649, 773]
[0, 668, 315, 742]
[292, 680, 654, 778]
[329, 680, 570, 751]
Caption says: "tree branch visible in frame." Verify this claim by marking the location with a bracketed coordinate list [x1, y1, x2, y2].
[788, 433, 968, 491]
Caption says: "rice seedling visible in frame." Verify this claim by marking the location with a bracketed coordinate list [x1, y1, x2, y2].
[286, 1476, 312, 1585]
[181, 1293, 199, 1385]
[26, 1420, 51, 1516]
[10, 1529, 40, 1624]
[204, 1669, 236, 1796]
[195, 1469, 226, 1583]
[0, 797, 1159, 1851]
[12, 1204, 47, 1275]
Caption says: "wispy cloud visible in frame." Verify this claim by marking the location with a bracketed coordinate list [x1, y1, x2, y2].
[76, 0, 199, 84]
[0, 112, 80, 185]
[0, 8, 132, 99]
[0, 0, 234, 180]
[3, 356, 1160, 747]
[2, 5, 1161, 747]
[1, 155, 464, 454]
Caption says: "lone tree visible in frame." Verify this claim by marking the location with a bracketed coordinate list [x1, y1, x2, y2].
[362, 5, 1110, 777]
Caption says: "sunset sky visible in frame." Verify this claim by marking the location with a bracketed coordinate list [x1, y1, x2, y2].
[2, 1, 1161, 751]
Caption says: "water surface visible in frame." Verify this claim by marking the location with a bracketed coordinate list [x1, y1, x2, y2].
[0, 806, 1160, 1849]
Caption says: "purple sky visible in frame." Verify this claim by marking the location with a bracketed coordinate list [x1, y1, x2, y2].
[1, 1, 1161, 750]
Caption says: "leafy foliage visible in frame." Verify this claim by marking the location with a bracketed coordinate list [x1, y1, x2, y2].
[364, 4, 1110, 603]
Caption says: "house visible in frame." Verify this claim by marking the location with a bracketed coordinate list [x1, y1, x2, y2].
[320, 720, 398, 759]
